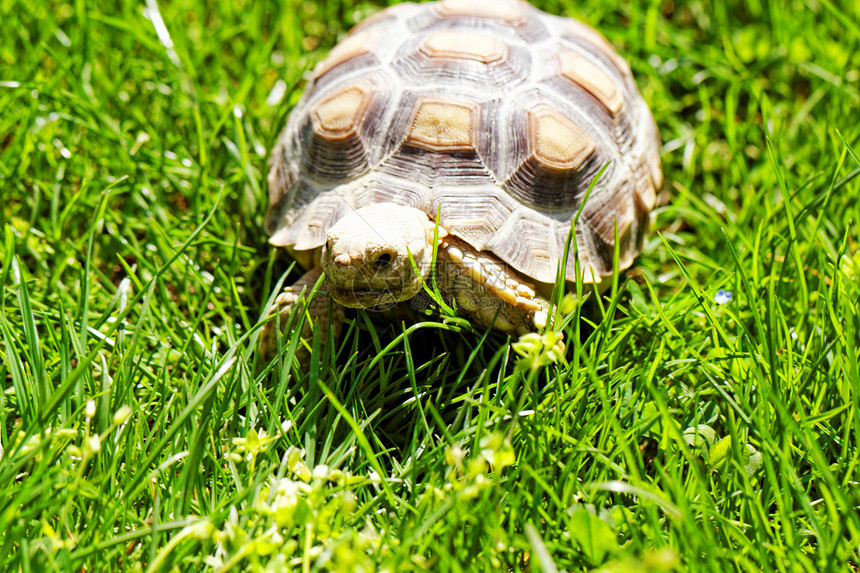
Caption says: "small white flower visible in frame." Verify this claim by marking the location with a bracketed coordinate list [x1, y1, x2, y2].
[714, 289, 733, 304]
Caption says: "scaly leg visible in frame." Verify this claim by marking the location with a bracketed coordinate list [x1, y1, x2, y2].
[259, 267, 344, 363]
[433, 237, 550, 335]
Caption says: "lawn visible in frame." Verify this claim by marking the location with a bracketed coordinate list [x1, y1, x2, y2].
[1, 0, 859, 570]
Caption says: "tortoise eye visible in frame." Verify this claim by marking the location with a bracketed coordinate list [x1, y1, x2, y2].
[373, 252, 393, 266]
[325, 239, 333, 253]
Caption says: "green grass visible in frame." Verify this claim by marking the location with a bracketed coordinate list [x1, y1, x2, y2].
[1, 0, 859, 570]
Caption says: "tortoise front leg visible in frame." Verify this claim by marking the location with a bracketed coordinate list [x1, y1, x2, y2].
[259, 267, 344, 363]
[434, 237, 550, 335]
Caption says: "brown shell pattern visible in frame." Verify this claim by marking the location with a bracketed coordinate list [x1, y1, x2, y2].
[266, 0, 662, 284]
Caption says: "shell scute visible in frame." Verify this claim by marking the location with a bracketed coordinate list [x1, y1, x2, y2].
[406, 98, 477, 152]
[434, 0, 525, 23]
[421, 30, 507, 63]
[392, 29, 530, 91]
[311, 82, 373, 140]
[312, 29, 381, 82]
[528, 104, 596, 171]
[501, 99, 606, 213]
[556, 51, 624, 116]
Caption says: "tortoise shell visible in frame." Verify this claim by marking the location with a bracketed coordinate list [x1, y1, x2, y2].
[266, 0, 661, 285]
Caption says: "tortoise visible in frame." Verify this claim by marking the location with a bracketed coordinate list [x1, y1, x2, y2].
[260, 0, 661, 360]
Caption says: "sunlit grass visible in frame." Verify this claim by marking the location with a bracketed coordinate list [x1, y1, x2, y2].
[1, 0, 859, 570]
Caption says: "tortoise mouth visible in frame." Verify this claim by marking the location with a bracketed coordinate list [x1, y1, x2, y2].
[323, 259, 428, 309]
[324, 267, 427, 309]
[328, 285, 411, 309]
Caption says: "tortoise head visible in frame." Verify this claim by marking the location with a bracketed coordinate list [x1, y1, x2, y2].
[321, 204, 446, 308]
